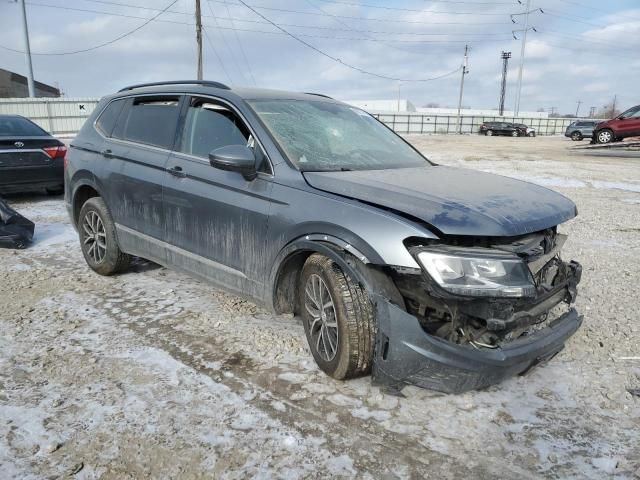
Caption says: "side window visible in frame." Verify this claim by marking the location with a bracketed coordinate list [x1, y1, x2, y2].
[179, 97, 271, 173]
[113, 96, 181, 149]
[95, 99, 125, 137]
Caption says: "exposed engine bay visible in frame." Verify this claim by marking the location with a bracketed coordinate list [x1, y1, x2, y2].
[393, 228, 582, 349]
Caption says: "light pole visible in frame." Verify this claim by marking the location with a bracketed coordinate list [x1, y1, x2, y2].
[499, 51, 511, 116]
[19, 0, 35, 97]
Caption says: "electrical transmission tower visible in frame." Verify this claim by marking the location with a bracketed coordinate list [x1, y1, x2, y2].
[511, 2, 543, 116]
[499, 52, 511, 116]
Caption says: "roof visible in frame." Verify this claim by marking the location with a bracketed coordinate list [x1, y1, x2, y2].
[111, 81, 339, 103]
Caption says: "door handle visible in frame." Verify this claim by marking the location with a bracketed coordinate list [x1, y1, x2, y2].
[101, 149, 114, 158]
[167, 166, 186, 178]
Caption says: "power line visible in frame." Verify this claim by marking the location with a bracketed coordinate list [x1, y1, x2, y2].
[206, 0, 515, 25]
[205, 0, 249, 84]
[202, 26, 233, 84]
[221, 0, 257, 85]
[23, 1, 519, 34]
[301, 0, 517, 15]
[1, 0, 179, 56]
[231, 0, 463, 82]
[0, 2, 516, 51]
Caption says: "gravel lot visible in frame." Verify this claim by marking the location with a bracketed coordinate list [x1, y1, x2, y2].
[1, 135, 639, 479]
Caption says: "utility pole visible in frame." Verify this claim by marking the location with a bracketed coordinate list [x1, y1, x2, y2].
[498, 51, 511, 116]
[513, 0, 533, 117]
[589, 106, 596, 118]
[611, 94, 617, 118]
[397, 81, 401, 111]
[456, 44, 469, 134]
[575, 100, 582, 117]
[19, 0, 35, 97]
[195, 0, 203, 80]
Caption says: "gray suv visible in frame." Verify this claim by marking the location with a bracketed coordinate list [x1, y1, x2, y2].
[65, 81, 582, 394]
[565, 120, 599, 141]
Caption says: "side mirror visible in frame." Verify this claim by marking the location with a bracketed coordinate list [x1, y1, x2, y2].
[209, 144, 257, 180]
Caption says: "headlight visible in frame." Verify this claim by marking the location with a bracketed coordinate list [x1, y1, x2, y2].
[416, 250, 535, 298]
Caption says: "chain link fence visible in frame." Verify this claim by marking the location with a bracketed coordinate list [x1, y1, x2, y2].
[372, 112, 603, 136]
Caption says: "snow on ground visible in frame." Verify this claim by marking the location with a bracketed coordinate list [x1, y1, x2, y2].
[1, 136, 639, 478]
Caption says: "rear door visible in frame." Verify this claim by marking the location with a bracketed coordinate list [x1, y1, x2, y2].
[162, 95, 273, 296]
[99, 95, 183, 263]
[0, 116, 63, 188]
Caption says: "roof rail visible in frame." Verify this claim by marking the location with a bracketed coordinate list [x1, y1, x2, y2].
[303, 92, 334, 99]
[118, 80, 231, 92]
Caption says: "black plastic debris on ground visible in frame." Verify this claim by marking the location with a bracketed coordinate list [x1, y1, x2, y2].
[0, 197, 35, 249]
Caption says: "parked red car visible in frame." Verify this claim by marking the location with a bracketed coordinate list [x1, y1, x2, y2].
[592, 105, 640, 144]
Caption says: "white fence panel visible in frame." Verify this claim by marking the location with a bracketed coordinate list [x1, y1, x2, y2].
[0, 97, 99, 136]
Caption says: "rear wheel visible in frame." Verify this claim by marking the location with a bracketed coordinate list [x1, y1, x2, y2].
[299, 254, 374, 380]
[597, 129, 614, 144]
[571, 131, 583, 141]
[511, 130, 519, 137]
[485, 129, 494, 136]
[78, 197, 130, 275]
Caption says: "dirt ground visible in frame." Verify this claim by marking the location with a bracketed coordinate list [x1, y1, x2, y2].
[1, 135, 639, 479]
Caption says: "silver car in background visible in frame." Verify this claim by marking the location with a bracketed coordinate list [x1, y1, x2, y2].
[565, 120, 599, 141]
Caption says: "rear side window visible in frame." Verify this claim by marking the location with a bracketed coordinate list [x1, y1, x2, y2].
[113, 96, 181, 149]
[95, 99, 125, 137]
[0, 116, 48, 136]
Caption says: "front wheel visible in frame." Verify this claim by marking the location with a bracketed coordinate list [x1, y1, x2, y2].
[78, 197, 130, 275]
[571, 131, 583, 141]
[299, 254, 374, 380]
[596, 129, 614, 144]
[511, 130, 519, 137]
[485, 129, 494, 136]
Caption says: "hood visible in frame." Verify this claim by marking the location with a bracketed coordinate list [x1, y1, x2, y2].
[303, 166, 577, 237]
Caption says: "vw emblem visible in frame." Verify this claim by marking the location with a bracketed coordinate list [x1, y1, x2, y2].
[14, 141, 24, 148]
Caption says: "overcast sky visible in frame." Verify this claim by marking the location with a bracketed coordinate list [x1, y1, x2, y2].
[0, 0, 638, 114]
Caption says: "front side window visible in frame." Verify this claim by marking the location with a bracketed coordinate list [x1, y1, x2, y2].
[114, 96, 181, 149]
[248, 99, 428, 172]
[179, 97, 270, 173]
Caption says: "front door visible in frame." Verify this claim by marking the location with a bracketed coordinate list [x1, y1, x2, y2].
[615, 107, 640, 138]
[99, 95, 183, 263]
[162, 96, 273, 297]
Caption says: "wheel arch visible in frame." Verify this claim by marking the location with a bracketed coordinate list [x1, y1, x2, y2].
[70, 178, 102, 227]
[269, 235, 403, 315]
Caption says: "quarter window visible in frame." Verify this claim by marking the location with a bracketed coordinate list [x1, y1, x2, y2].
[113, 96, 181, 149]
[95, 98, 125, 137]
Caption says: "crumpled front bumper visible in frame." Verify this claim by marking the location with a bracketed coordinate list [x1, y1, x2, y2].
[371, 296, 583, 395]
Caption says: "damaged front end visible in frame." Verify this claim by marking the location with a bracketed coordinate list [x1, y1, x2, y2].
[372, 229, 583, 394]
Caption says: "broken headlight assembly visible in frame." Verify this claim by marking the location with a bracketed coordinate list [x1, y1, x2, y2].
[415, 248, 535, 298]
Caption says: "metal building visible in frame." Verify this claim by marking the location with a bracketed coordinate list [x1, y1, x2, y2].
[0, 68, 60, 98]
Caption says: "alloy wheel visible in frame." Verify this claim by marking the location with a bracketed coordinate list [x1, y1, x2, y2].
[304, 273, 339, 362]
[81, 210, 107, 263]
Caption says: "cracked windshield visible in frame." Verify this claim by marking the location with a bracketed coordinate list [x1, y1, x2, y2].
[249, 99, 429, 171]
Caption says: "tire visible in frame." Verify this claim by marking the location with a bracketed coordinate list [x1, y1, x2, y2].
[570, 131, 583, 141]
[299, 254, 374, 380]
[78, 197, 130, 275]
[528, 131, 536, 137]
[596, 129, 614, 144]
[485, 129, 494, 136]
[511, 130, 519, 137]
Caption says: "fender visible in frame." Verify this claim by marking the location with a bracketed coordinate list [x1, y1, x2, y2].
[268, 234, 405, 314]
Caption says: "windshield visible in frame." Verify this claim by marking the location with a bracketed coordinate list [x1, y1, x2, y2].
[248, 99, 428, 171]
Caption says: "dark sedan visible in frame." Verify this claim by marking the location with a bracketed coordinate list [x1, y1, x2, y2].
[0, 115, 66, 195]
[478, 121, 521, 137]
